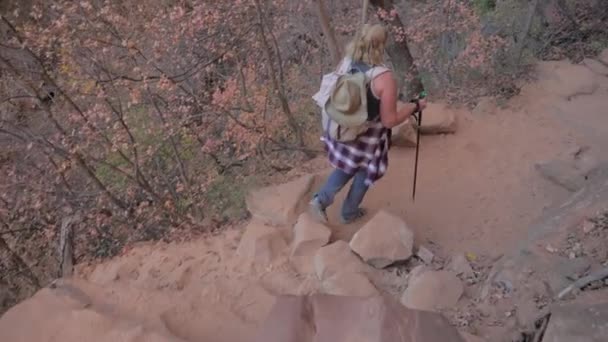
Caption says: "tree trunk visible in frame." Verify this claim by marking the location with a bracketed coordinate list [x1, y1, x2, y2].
[58, 215, 76, 278]
[514, 0, 541, 66]
[370, 0, 424, 100]
[314, 0, 342, 66]
[253, 0, 310, 156]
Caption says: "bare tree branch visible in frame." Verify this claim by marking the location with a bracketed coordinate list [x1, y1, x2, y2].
[0, 234, 41, 288]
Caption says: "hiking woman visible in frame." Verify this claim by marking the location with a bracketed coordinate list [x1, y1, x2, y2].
[310, 24, 427, 224]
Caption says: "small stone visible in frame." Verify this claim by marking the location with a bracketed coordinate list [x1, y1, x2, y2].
[583, 220, 596, 234]
[568, 251, 576, 259]
[416, 245, 434, 264]
[321, 272, 379, 297]
[546, 244, 557, 253]
[401, 271, 464, 311]
[349, 210, 414, 269]
[314, 241, 368, 281]
[465, 252, 477, 262]
[447, 254, 474, 278]
[496, 280, 514, 294]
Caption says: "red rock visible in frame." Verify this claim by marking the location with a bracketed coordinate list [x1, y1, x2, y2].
[246, 174, 315, 226]
[401, 271, 464, 311]
[236, 221, 287, 266]
[350, 211, 414, 268]
[321, 272, 378, 297]
[314, 241, 369, 280]
[252, 294, 466, 342]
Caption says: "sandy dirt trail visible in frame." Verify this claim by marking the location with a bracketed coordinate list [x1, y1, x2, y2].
[325, 59, 608, 259]
[2, 58, 608, 342]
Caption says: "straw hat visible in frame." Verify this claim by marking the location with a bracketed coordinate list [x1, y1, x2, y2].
[324, 72, 368, 128]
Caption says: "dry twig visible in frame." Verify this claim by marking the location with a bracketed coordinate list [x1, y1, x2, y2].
[557, 266, 608, 299]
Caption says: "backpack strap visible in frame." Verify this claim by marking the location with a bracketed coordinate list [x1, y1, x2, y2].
[350, 62, 391, 83]
[349, 61, 371, 75]
[368, 66, 390, 79]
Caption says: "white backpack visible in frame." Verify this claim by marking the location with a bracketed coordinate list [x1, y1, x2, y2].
[312, 58, 388, 142]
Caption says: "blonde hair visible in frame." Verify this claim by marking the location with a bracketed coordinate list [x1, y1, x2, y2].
[345, 24, 388, 66]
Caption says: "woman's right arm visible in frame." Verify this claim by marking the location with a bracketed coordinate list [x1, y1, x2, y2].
[375, 72, 420, 129]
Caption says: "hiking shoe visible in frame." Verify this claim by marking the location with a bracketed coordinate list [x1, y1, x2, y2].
[309, 197, 328, 223]
[340, 208, 367, 225]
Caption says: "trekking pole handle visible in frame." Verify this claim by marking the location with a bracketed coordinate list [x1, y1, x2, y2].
[409, 91, 426, 123]
[411, 91, 427, 103]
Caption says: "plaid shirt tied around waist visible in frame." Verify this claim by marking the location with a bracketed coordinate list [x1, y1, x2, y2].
[321, 118, 392, 186]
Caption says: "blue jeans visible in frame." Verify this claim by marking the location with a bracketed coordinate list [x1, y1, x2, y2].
[315, 168, 369, 221]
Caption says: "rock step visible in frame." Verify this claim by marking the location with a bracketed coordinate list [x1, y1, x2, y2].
[401, 270, 464, 312]
[246, 174, 315, 227]
[252, 294, 466, 342]
[349, 210, 414, 269]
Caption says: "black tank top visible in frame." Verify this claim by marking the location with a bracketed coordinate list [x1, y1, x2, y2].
[350, 61, 381, 122]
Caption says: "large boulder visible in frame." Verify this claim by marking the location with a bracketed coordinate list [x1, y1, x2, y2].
[599, 48, 608, 65]
[314, 241, 369, 281]
[236, 221, 287, 266]
[289, 213, 332, 274]
[349, 211, 414, 268]
[251, 294, 466, 342]
[583, 58, 608, 76]
[290, 213, 331, 257]
[418, 102, 458, 135]
[392, 102, 459, 144]
[392, 101, 418, 147]
[534, 146, 600, 192]
[391, 118, 417, 148]
[543, 301, 608, 342]
[0, 285, 183, 342]
[481, 173, 608, 334]
[321, 272, 379, 297]
[459, 332, 486, 342]
[246, 174, 315, 226]
[401, 271, 464, 311]
[535, 61, 599, 99]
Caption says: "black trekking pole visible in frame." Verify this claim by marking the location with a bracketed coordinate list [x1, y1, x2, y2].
[411, 91, 426, 201]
